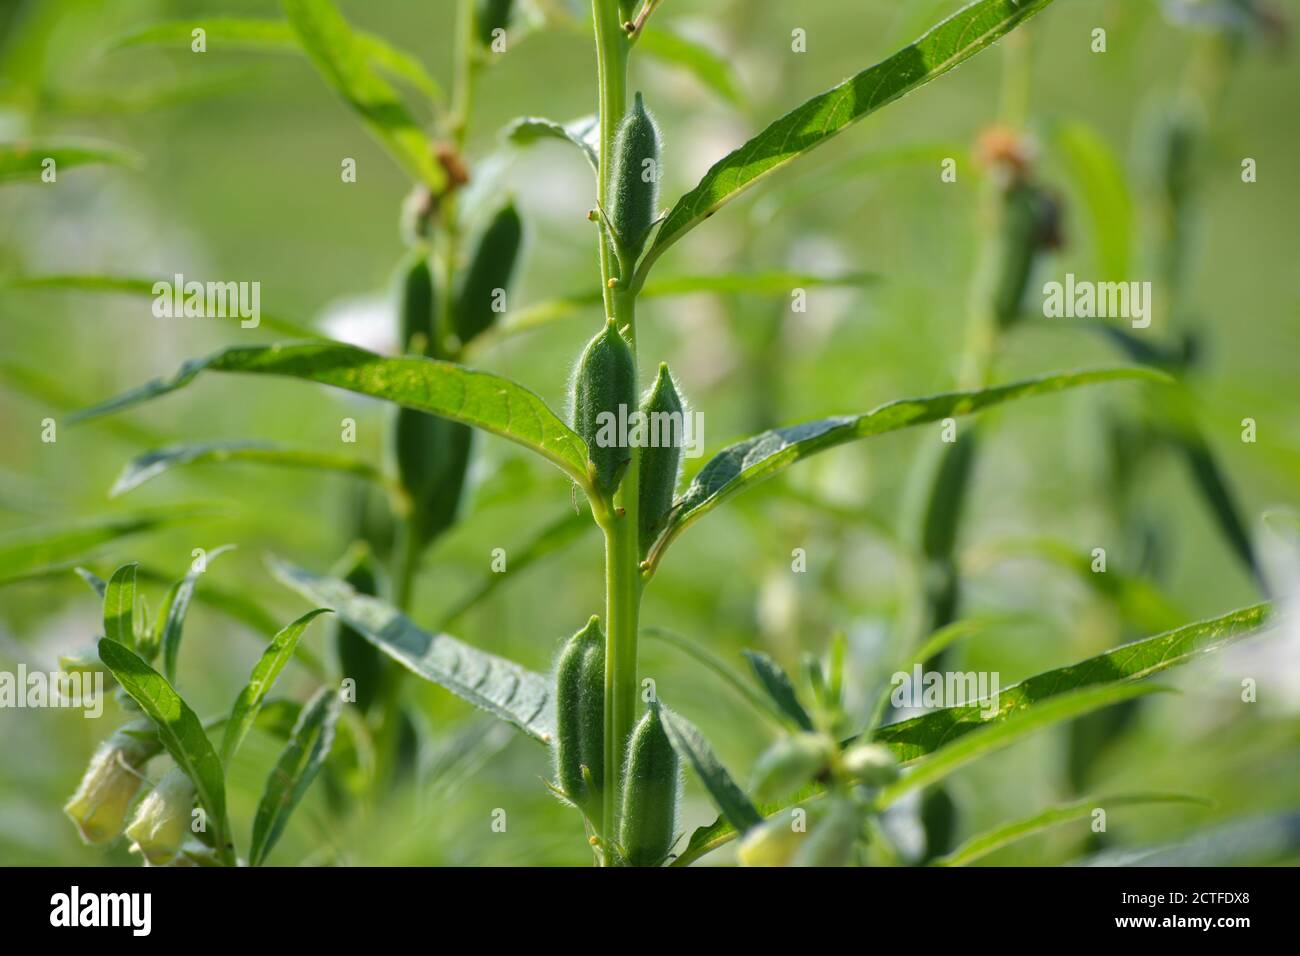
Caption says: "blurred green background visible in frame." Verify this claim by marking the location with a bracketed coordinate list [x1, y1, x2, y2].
[1, 0, 1298, 865]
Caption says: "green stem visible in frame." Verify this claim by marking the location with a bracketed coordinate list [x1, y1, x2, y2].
[592, 0, 637, 859]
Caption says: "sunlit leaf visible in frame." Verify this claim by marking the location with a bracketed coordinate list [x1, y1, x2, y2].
[874, 603, 1271, 761]
[934, 792, 1209, 866]
[108, 18, 442, 105]
[98, 638, 234, 865]
[281, 0, 443, 189]
[102, 563, 139, 649]
[742, 650, 813, 731]
[158, 545, 234, 678]
[70, 342, 591, 490]
[222, 608, 332, 762]
[645, 366, 1169, 573]
[640, 0, 1060, 275]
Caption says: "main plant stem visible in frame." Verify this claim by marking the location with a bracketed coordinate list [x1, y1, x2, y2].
[592, 0, 638, 855]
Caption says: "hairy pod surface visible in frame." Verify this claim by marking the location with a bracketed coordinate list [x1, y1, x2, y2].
[607, 91, 661, 262]
[554, 617, 605, 811]
[476, 0, 513, 46]
[637, 363, 684, 555]
[332, 544, 383, 714]
[749, 732, 834, 802]
[455, 201, 523, 345]
[618, 703, 680, 866]
[571, 319, 637, 496]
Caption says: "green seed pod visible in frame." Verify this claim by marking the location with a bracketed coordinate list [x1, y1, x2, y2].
[737, 814, 805, 867]
[64, 720, 161, 844]
[749, 732, 834, 803]
[455, 201, 523, 345]
[554, 616, 605, 811]
[607, 91, 661, 261]
[840, 743, 899, 787]
[392, 247, 475, 550]
[618, 702, 680, 867]
[990, 181, 1060, 327]
[637, 363, 684, 556]
[571, 319, 637, 495]
[125, 767, 196, 865]
[398, 245, 437, 357]
[792, 797, 862, 867]
[476, 0, 513, 47]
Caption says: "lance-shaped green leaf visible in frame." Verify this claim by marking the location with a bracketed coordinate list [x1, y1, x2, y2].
[102, 563, 139, 649]
[439, 510, 592, 627]
[638, 0, 1060, 276]
[108, 18, 442, 105]
[933, 792, 1210, 866]
[877, 683, 1166, 808]
[1073, 811, 1300, 867]
[270, 558, 556, 744]
[742, 651, 813, 732]
[1053, 120, 1133, 281]
[645, 366, 1168, 572]
[503, 115, 598, 171]
[659, 706, 763, 834]
[249, 685, 341, 866]
[3, 274, 317, 338]
[0, 506, 204, 586]
[281, 0, 443, 190]
[874, 602, 1271, 761]
[637, 28, 742, 105]
[158, 545, 234, 677]
[111, 440, 392, 498]
[0, 140, 137, 182]
[70, 343, 591, 490]
[221, 608, 332, 762]
[97, 638, 233, 865]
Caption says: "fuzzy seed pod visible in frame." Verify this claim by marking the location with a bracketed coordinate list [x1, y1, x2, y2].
[840, 743, 899, 787]
[64, 721, 161, 844]
[749, 732, 834, 803]
[398, 246, 437, 357]
[618, 702, 680, 866]
[125, 767, 196, 865]
[333, 544, 384, 715]
[554, 617, 605, 811]
[393, 249, 474, 550]
[571, 319, 637, 495]
[476, 0, 513, 47]
[990, 181, 1061, 327]
[737, 815, 805, 867]
[607, 92, 661, 261]
[637, 363, 684, 556]
[792, 797, 862, 867]
[455, 201, 523, 345]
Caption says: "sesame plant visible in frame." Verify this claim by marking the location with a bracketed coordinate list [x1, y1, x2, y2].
[5, 0, 1289, 867]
